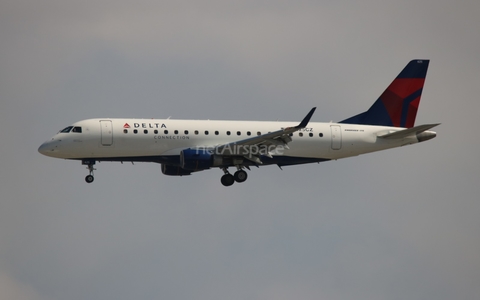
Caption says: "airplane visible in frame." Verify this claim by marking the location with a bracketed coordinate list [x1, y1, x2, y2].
[38, 60, 439, 186]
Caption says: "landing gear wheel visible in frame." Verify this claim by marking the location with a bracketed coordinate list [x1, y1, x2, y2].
[82, 161, 96, 183]
[221, 174, 235, 187]
[234, 170, 248, 183]
[85, 175, 94, 183]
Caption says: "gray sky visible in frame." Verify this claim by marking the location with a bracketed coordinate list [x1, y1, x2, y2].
[1, 1, 479, 299]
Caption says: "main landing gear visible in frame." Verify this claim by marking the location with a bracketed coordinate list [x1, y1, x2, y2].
[82, 160, 96, 183]
[220, 167, 248, 187]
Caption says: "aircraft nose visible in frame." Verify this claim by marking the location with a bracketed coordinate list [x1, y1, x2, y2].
[38, 139, 60, 157]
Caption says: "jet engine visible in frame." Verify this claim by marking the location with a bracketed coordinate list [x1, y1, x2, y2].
[179, 148, 228, 171]
[180, 148, 214, 171]
[161, 164, 192, 176]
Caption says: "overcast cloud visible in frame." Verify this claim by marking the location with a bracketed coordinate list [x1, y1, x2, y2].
[1, 1, 479, 299]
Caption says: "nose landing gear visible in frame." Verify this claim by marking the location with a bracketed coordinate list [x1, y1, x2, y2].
[82, 160, 96, 183]
[85, 174, 94, 183]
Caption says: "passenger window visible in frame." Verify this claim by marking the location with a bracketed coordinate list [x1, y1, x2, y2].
[309, 133, 313, 137]
[174, 130, 178, 134]
[237, 131, 241, 136]
[134, 129, 138, 134]
[226, 131, 231, 135]
[164, 130, 168, 134]
[319, 133, 323, 137]
[257, 131, 261, 136]
[195, 130, 199, 135]
[215, 131, 219, 135]
[184, 130, 189, 135]
[72, 127, 82, 133]
[205, 131, 209, 135]
[299, 132, 303, 137]
[124, 129, 128, 134]
[247, 131, 251, 136]
[144, 130, 148, 134]
[154, 130, 158, 134]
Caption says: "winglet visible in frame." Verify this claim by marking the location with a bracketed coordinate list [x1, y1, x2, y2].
[296, 107, 316, 129]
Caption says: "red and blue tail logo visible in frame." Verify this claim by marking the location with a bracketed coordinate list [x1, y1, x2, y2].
[340, 60, 429, 128]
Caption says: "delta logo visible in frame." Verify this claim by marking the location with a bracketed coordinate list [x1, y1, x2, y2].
[123, 122, 167, 129]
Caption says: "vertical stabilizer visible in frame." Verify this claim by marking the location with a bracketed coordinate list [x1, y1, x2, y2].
[340, 60, 429, 128]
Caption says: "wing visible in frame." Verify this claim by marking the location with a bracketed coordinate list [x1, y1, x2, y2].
[214, 107, 316, 164]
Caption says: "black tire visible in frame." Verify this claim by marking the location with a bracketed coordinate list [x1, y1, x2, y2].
[85, 175, 94, 183]
[233, 170, 248, 183]
[220, 174, 235, 186]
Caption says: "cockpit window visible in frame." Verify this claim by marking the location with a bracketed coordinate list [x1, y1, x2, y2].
[72, 127, 82, 133]
[60, 126, 73, 133]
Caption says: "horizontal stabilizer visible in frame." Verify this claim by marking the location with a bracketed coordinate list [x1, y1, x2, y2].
[378, 123, 440, 139]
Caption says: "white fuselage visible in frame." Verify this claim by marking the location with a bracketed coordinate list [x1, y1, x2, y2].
[38, 118, 423, 162]
[38, 60, 437, 185]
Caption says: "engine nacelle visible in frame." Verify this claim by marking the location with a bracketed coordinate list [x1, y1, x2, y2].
[161, 164, 192, 176]
[180, 148, 213, 171]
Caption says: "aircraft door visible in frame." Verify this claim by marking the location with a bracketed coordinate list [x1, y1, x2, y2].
[330, 125, 342, 150]
[100, 120, 113, 146]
